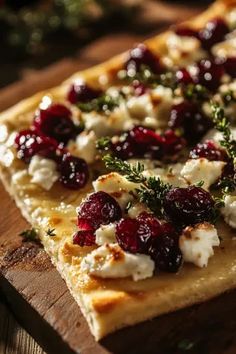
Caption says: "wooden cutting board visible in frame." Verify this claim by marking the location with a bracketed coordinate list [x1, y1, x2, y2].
[1, 3, 236, 354]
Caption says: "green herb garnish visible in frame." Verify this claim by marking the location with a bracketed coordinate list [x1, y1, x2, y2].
[103, 154, 171, 217]
[78, 94, 119, 113]
[96, 136, 111, 151]
[19, 228, 38, 242]
[211, 102, 236, 161]
[118, 65, 177, 90]
[46, 228, 56, 237]
[182, 84, 209, 102]
[177, 339, 195, 351]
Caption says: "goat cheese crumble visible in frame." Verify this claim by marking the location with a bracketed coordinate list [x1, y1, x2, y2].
[180, 158, 225, 190]
[81, 243, 155, 281]
[95, 223, 117, 245]
[28, 155, 59, 190]
[179, 223, 220, 268]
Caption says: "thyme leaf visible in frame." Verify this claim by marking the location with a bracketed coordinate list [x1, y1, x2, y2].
[103, 154, 171, 217]
[96, 136, 111, 151]
[78, 94, 119, 113]
[19, 228, 38, 242]
[182, 84, 209, 102]
[118, 65, 177, 90]
[46, 228, 56, 237]
[211, 102, 236, 161]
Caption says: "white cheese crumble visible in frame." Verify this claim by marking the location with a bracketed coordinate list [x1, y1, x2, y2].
[74, 130, 97, 163]
[95, 223, 117, 245]
[179, 223, 220, 268]
[81, 243, 155, 281]
[202, 126, 236, 145]
[212, 36, 236, 59]
[128, 202, 148, 218]
[93, 172, 139, 209]
[180, 158, 225, 190]
[28, 155, 59, 190]
[221, 195, 236, 229]
[83, 101, 133, 137]
[164, 32, 205, 67]
[127, 94, 154, 120]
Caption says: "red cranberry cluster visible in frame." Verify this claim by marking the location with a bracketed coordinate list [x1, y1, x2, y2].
[168, 101, 213, 144]
[116, 212, 182, 272]
[74, 191, 183, 272]
[67, 82, 102, 105]
[74, 182, 216, 273]
[74, 191, 122, 246]
[175, 18, 236, 89]
[15, 103, 89, 189]
[109, 126, 186, 161]
[125, 44, 164, 77]
[175, 17, 229, 50]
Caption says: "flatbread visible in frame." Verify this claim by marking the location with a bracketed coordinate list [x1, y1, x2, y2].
[1, 0, 236, 340]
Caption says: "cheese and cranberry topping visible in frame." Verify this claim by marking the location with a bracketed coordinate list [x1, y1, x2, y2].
[80, 243, 155, 281]
[179, 223, 220, 267]
[9, 9, 236, 282]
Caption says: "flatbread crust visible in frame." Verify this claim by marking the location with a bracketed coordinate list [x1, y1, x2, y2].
[1, 0, 236, 340]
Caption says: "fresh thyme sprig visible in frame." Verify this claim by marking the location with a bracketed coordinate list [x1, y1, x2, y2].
[103, 154, 171, 217]
[19, 228, 38, 242]
[46, 228, 56, 237]
[118, 65, 177, 90]
[78, 94, 119, 113]
[96, 136, 111, 151]
[182, 84, 210, 102]
[211, 102, 236, 161]
[103, 155, 146, 183]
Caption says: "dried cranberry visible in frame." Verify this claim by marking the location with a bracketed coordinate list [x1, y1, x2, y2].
[132, 80, 147, 96]
[199, 18, 229, 50]
[73, 230, 95, 246]
[149, 232, 182, 273]
[175, 26, 199, 38]
[14, 129, 60, 163]
[189, 140, 228, 161]
[67, 82, 102, 104]
[163, 186, 215, 226]
[162, 130, 186, 158]
[223, 57, 236, 78]
[176, 68, 194, 85]
[193, 59, 224, 92]
[78, 191, 122, 230]
[59, 154, 89, 189]
[116, 213, 182, 272]
[125, 44, 163, 76]
[116, 213, 162, 253]
[116, 218, 141, 253]
[132, 126, 164, 159]
[168, 101, 212, 144]
[112, 139, 135, 160]
[33, 103, 75, 145]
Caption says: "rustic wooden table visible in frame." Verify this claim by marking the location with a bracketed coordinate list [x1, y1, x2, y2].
[0, 2, 219, 353]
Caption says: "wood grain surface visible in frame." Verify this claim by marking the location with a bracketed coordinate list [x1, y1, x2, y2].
[1, 2, 236, 354]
